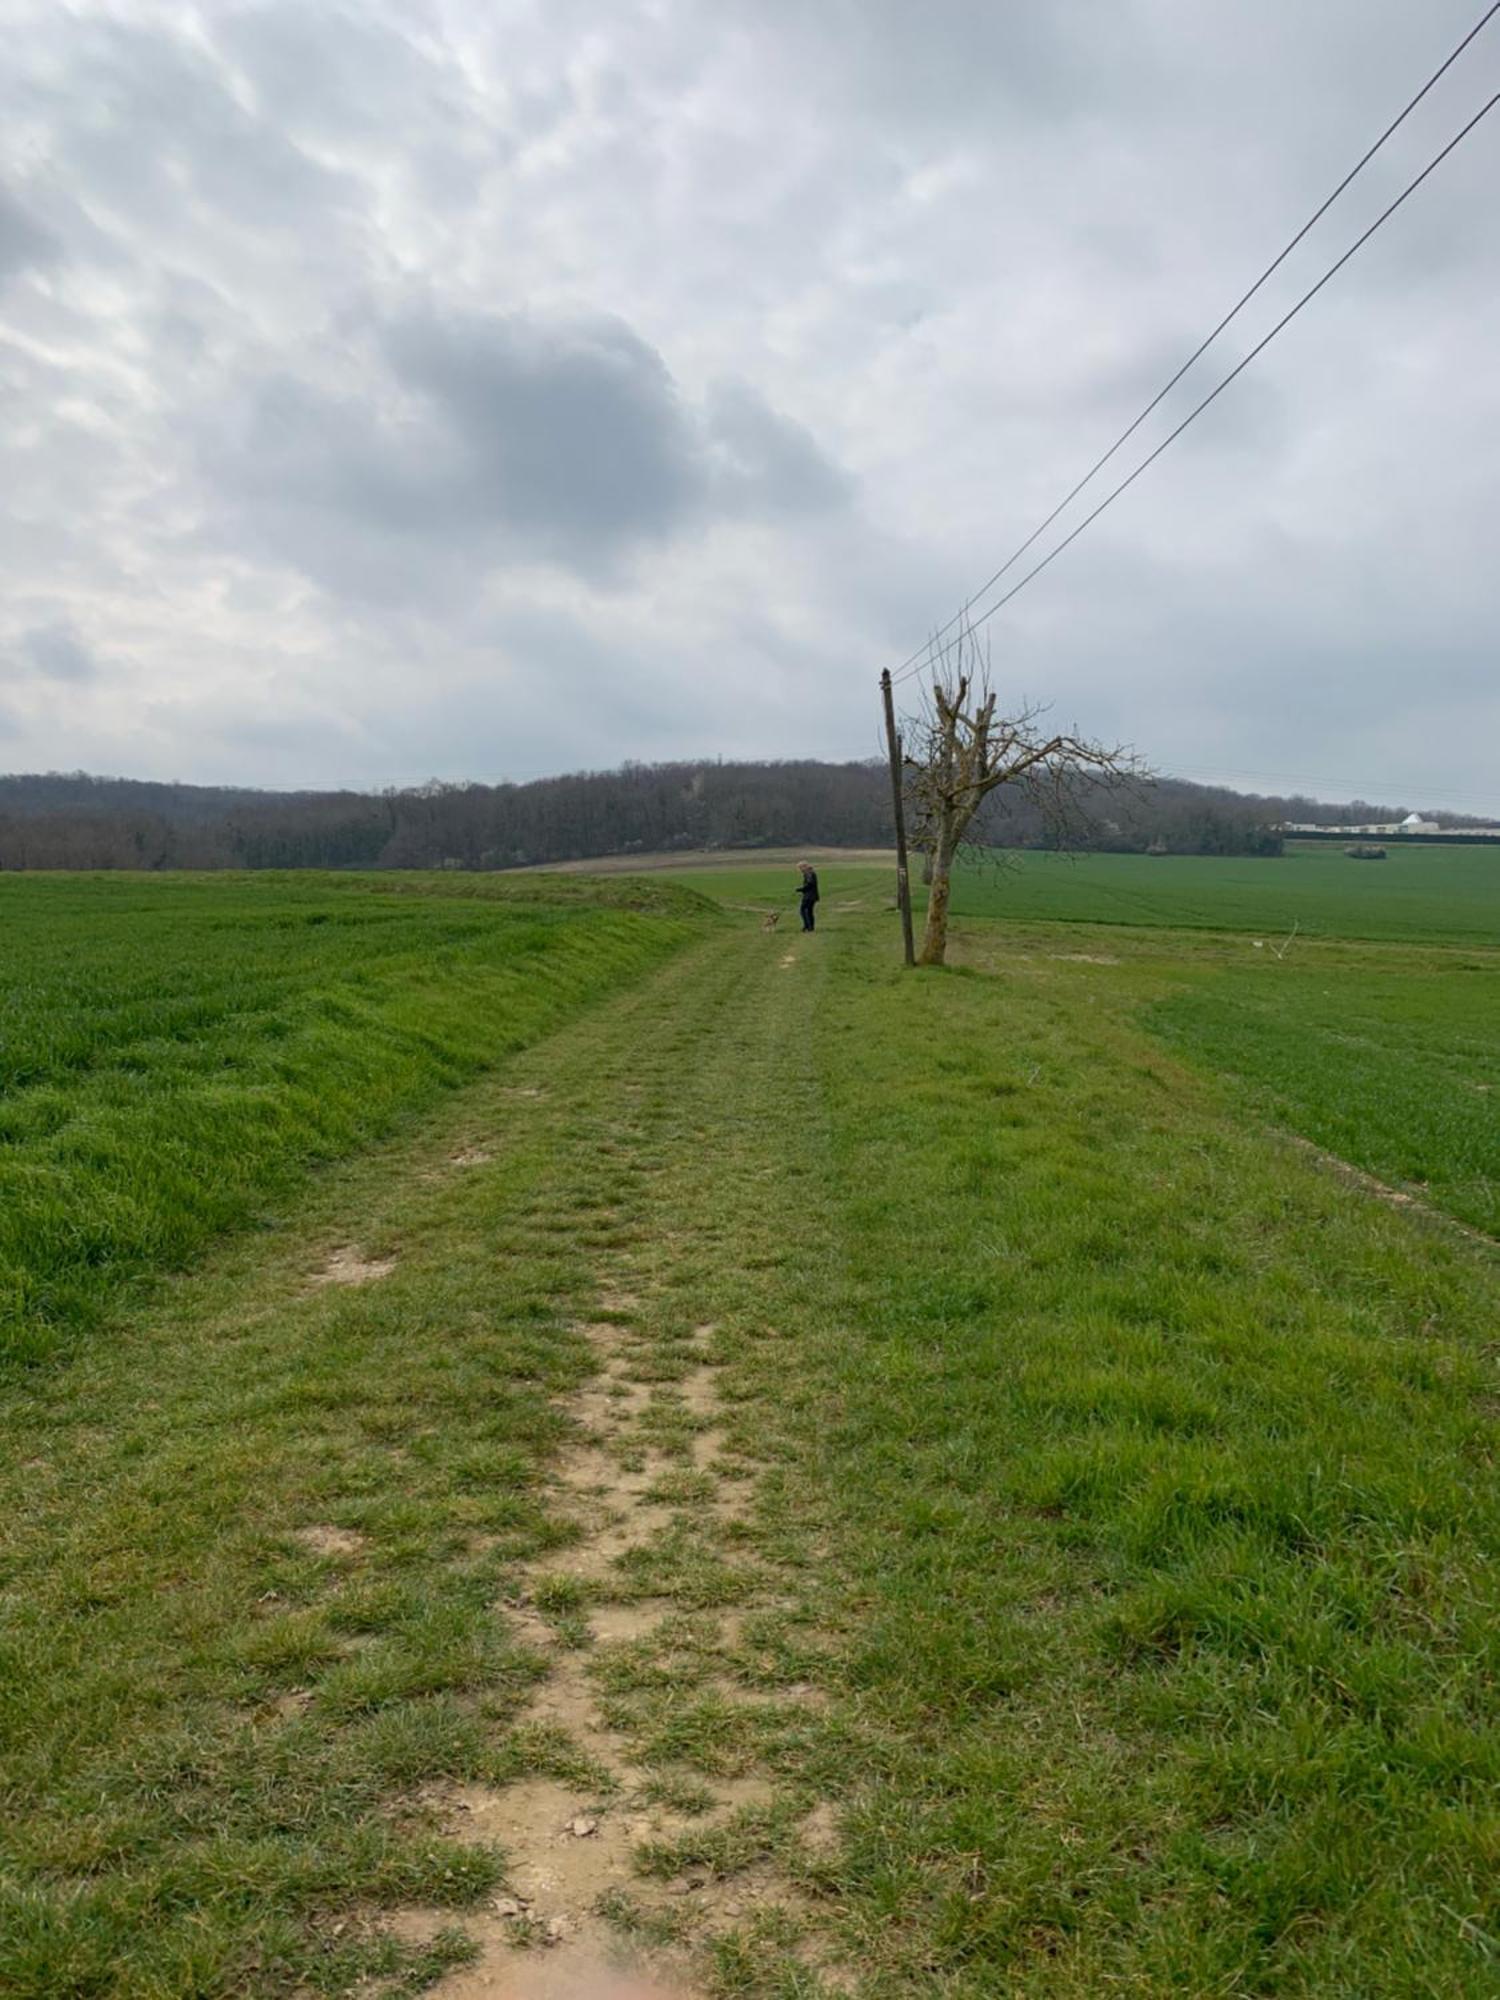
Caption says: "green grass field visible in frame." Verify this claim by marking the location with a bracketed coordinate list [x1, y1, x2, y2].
[678, 845, 1500, 1239]
[655, 838, 1500, 946]
[950, 841, 1500, 944]
[1, 861, 1495, 1997]
[1150, 942, 1500, 1235]
[0, 871, 708, 1365]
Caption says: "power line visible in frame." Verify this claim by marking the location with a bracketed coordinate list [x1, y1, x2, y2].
[892, 0, 1500, 685]
[896, 85, 1500, 686]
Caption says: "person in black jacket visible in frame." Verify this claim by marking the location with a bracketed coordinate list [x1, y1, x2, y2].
[797, 861, 820, 932]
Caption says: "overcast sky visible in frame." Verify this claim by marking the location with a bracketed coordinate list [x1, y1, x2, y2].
[2, 1, 1497, 809]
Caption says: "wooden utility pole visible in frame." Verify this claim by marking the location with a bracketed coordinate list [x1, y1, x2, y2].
[880, 668, 916, 967]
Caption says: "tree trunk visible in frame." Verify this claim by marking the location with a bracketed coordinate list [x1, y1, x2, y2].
[917, 821, 956, 965]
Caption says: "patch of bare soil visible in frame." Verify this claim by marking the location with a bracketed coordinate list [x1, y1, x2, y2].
[293, 1523, 367, 1557]
[309, 1247, 396, 1287]
[589, 1601, 671, 1643]
[573, 1379, 654, 1433]
[1049, 951, 1120, 965]
[449, 1146, 493, 1168]
[262, 1688, 313, 1721]
[596, 1290, 640, 1316]
[800, 1800, 841, 1857]
[1285, 1134, 1494, 1246]
[391, 1885, 687, 1998]
[397, 1275, 843, 1996]
[677, 1366, 719, 1415]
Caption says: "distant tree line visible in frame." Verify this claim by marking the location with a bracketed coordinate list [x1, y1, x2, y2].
[0, 760, 1476, 873]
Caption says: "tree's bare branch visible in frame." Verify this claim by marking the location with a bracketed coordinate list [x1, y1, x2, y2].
[899, 618, 1146, 964]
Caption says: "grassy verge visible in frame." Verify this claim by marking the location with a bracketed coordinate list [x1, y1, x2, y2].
[1, 1072, 591, 1992]
[0, 871, 708, 1365]
[765, 918, 1499, 1995]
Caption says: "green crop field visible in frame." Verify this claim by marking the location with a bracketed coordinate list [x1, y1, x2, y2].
[677, 847, 1500, 1239]
[1, 863, 1495, 1999]
[0, 871, 707, 1366]
[1150, 943, 1500, 1235]
[640, 838, 1500, 946]
[947, 839, 1500, 944]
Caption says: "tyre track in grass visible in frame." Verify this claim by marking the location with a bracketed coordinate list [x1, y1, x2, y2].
[392, 924, 857, 1998]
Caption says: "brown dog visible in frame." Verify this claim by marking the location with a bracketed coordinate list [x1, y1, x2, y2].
[761, 910, 781, 932]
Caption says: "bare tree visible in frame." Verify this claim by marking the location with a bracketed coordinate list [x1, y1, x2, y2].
[904, 625, 1141, 966]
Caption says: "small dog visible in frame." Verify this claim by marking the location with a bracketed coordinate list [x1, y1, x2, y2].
[761, 910, 781, 932]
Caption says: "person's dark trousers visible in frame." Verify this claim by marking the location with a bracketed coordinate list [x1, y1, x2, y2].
[800, 901, 815, 932]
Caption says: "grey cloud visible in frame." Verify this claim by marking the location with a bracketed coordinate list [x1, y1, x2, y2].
[705, 382, 853, 514]
[215, 711, 361, 756]
[208, 2, 496, 210]
[31, 18, 361, 241]
[212, 2, 444, 139]
[383, 308, 709, 558]
[0, 185, 59, 287]
[198, 305, 851, 594]
[754, 0, 1140, 129]
[19, 623, 102, 684]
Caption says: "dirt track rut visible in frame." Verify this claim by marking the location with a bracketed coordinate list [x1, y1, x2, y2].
[386, 928, 852, 1996]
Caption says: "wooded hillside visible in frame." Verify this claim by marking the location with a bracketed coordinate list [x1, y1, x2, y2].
[0, 759, 1453, 871]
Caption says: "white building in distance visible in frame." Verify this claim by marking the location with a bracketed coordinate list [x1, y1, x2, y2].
[1280, 815, 1500, 838]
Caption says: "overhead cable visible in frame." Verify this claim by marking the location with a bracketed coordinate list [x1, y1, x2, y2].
[896, 86, 1500, 684]
[892, 1, 1500, 684]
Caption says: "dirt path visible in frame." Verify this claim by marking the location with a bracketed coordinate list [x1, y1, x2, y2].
[397, 1332, 776, 1997]
[381, 928, 852, 1996]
